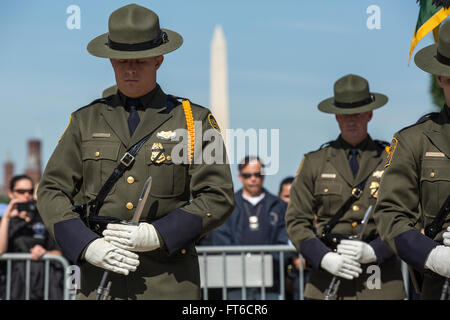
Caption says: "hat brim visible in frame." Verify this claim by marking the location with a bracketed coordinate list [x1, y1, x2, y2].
[87, 28, 183, 59]
[317, 93, 388, 114]
[414, 43, 450, 77]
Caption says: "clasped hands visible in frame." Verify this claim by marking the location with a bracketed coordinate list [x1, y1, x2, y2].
[425, 226, 450, 278]
[321, 239, 377, 280]
[84, 222, 160, 275]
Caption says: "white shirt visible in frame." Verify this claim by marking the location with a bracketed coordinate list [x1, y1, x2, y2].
[242, 192, 266, 206]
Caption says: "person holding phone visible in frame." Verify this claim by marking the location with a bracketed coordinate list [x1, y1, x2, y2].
[0, 175, 64, 299]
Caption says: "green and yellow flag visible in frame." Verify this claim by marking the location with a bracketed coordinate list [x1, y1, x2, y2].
[409, 0, 450, 63]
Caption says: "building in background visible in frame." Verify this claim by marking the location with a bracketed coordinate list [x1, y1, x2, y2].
[0, 139, 42, 197]
[24, 139, 42, 185]
[1, 158, 14, 196]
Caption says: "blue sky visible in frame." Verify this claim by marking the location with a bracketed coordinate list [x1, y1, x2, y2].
[0, 0, 442, 195]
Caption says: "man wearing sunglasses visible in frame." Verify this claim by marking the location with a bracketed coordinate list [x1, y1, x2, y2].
[211, 156, 289, 299]
[285, 74, 406, 299]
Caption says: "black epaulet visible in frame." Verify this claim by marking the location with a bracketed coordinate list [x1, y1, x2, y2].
[416, 112, 439, 124]
[318, 140, 333, 150]
[399, 112, 439, 132]
[165, 95, 187, 113]
[75, 97, 110, 113]
[374, 140, 390, 156]
[166, 94, 204, 113]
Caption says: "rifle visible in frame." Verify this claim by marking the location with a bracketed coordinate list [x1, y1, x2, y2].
[424, 195, 450, 300]
[95, 176, 152, 300]
[324, 205, 373, 300]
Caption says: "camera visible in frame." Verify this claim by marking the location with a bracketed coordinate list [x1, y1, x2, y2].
[16, 200, 38, 213]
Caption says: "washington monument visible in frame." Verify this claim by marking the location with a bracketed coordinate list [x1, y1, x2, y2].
[210, 25, 229, 143]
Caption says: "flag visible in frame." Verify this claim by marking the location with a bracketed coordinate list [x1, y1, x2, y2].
[409, 0, 450, 63]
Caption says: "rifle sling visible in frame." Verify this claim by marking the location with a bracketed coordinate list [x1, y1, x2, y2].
[321, 177, 369, 238]
[88, 133, 154, 216]
[425, 195, 450, 239]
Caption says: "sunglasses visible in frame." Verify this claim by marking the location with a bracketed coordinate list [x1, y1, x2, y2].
[13, 189, 34, 195]
[241, 172, 263, 179]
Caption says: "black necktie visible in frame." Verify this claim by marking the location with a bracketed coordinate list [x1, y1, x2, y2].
[350, 148, 359, 177]
[127, 99, 140, 136]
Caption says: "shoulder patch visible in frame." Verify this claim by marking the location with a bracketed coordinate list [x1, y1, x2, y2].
[384, 137, 398, 168]
[208, 113, 221, 133]
[58, 115, 72, 143]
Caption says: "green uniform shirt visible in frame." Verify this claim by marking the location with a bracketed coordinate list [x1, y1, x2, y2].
[286, 135, 405, 299]
[37, 84, 235, 299]
[374, 106, 450, 299]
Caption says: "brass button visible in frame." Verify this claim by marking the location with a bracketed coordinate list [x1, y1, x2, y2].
[95, 151, 100, 157]
[333, 249, 337, 252]
[167, 155, 172, 161]
[430, 172, 435, 178]
[126, 202, 134, 210]
[127, 176, 135, 184]
[181, 249, 186, 254]
[352, 205, 360, 211]
[206, 213, 212, 217]
[332, 238, 337, 243]
[352, 221, 358, 228]
[324, 188, 329, 193]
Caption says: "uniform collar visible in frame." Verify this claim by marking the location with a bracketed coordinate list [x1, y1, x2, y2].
[117, 83, 167, 110]
[444, 104, 450, 121]
[337, 134, 371, 152]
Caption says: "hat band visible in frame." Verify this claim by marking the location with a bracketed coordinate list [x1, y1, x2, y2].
[108, 31, 168, 51]
[334, 95, 374, 108]
[436, 51, 450, 66]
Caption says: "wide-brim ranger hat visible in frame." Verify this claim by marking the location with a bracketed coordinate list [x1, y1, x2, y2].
[317, 74, 388, 115]
[415, 22, 450, 77]
[87, 3, 183, 59]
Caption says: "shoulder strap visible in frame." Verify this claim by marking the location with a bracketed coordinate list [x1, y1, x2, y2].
[425, 195, 450, 239]
[167, 95, 195, 163]
[88, 132, 154, 216]
[321, 177, 370, 237]
[181, 99, 195, 164]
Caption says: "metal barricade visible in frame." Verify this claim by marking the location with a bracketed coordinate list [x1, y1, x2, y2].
[196, 245, 412, 300]
[196, 245, 305, 300]
[0, 253, 73, 300]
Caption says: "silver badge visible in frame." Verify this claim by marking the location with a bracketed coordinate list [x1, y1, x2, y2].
[156, 130, 176, 140]
[249, 216, 259, 230]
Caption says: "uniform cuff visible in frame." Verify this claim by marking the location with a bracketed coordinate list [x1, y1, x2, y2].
[152, 208, 202, 255]
[394, 229, 439, 272]
[54, 218, 99, 264]
[299, 237, 331, 270]
[369, 237, 394, 264]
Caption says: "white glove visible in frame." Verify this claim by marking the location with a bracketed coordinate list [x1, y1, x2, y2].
[84, 238, 140, 275]
[442, 226, 450, 246]
[425, 245, 450, 278]
[337, 239, 377, 264]
[320, 252, 363, 280]
[102, 222, 160, 252]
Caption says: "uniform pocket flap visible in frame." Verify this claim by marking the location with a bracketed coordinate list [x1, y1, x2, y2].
[314, 181, 342, 196]
[81, 141, 121, 161]
[421, 160, 450, 182]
